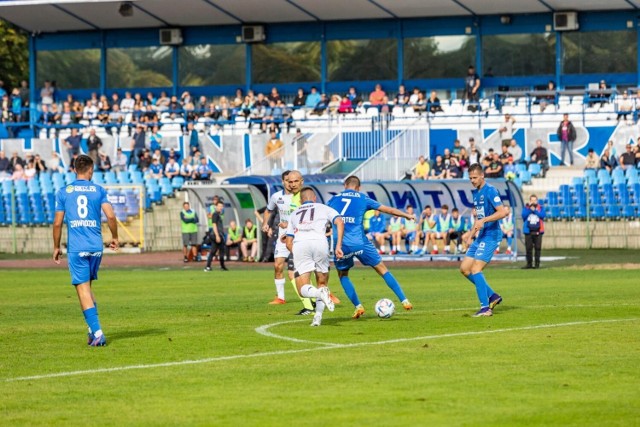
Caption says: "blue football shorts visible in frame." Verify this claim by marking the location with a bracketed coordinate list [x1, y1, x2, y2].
[466, 237, 500, 264]
[404, 231, 417, 241]
[334, 241, 382, 271]
[67, 251, 103, 285]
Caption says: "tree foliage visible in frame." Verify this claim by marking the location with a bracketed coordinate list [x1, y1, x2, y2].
[252, 42, 320, 84]
[0, 21, 28, 88]
[328, 39, 397, 81]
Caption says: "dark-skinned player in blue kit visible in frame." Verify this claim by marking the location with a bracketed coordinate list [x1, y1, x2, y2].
[53, 154, 119, 346]
[328, 176, 414, 318]
[460, 163, 508, 317]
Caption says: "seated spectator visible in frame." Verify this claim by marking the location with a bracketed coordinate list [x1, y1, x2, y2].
[293, 88, 306, 108]
[47, 151, 64, 173]
[180, 158, 193, 180]
[268, 87, 281, 104]
[635, 144, 640, 166]
[149, 157, 163, 179]
[305, 87, 321, 110]
[616, 92, 633, 122]
[408, 87, 421, 105]
[192, 157, 212, 180]
[112, 147, 128, 173]
[457, 148, 470, 172]
[482, 149, 494, 168]
[538, 80, 556, 113]
[509, 139, 523, 163]
[338, 95, 354, 114]
[369, 84, 386, 106]
[387, 214, 403, 255]
[240, 218, 258, 262]
[418, 205, 437, 255]
[366, 210, 389, 254]
[311, 94, 329, 116]
[499, 144, 511, 165]
[10, 151, 24, 170]
[412, 91, 426, 114]
[528, 139, 549, 178]
[0, 151, 11, 177]
[120, 91, 135, 113]
[155, 91, 170, 112]
[346, 87, 362, 107]
[82, 99, 98, 121]
[445, 154, 461, 178]
[71, 100, 83, 123]
[430, 155, 446, 179]
[599, 148, 617, 173]
[379, 96, 391, 114]
[138, 150, 152, 172]
[152, 148, 166, 166]
[164, 157, 180, 180]
[503, 156, 517, 180]
[619, 144, 636, 170]
[412, 155, 430, 180]
[485, 152, 503, 178]
[328, 94, 342, 115]
[427, 91, 443, 114]
[394, 84, 409, 106]
[584, 148, 599, 170]
[23, 161, 36, 180]
[225, 220, 243, 261]
[11, 163, 25, 180]
[168, 147, 180, 163]
[589, 80, 609, 107]
[97, 151, 112, 173]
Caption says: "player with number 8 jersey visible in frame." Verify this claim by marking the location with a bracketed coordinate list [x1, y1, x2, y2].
[53, 154, 118, 346]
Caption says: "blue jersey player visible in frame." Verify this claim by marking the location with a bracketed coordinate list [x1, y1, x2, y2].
[53, 155, 119, 346]
[327, 176, 414, 318]
[460, 163, 509, 317]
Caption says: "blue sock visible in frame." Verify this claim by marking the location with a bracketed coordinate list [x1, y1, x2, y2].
[382, 272, 407, 301]
[507, 236, 513, 248]
[469, 273, 490, 307]
[94, 302, 98, 315]
[339, 276, 361, 307]
[82, 307, 102, 335]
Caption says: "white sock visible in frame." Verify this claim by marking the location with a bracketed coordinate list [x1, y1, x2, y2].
[433, 245, 438, 251]
[275, 278, 286, 300]
[380, 245, 386, 252]
[300, 284, 320, 299]
[315, 299, 325, 314]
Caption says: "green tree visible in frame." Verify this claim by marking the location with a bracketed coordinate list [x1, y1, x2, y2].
[0, 21, 28, 88]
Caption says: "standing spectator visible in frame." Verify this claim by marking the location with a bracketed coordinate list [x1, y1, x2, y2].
[19, 80, 30, 122]
[240, 218, 258, 262]
[129, 125, 146, 166]
[584, 148, 599, 170]
[112, 147, 127, 173]
[427, 91, 443, 114]
[292, 128, 308, 169]
[522, 195, 545, 269]
[616, 92, 633, 122]
[64, 128, 82, 160]
[499, 114, 516, 147]
[180, 201, 199, 263]
[529, 139, 549, 177]
[556, 113, 576, 166]
[265, 131, 284, 170]
[164, 157, 180, 180]
[369, 84, 386, 106]
[192, 157, 212, 180]
[204, 201, 228, 271]
[186, 122, 200, 155]
[97, 151, 112, 173]
[86, 128, 102, 164]
[619, 144, 636, 171]
[68, 152, 79, 172]
[412, 155, 430, 180]
[464, 65, 481, 111]
[106, 104, 124, 136]
[149, 125, 162, 152]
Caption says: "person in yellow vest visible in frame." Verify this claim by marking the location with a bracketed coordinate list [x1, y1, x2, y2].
[226, 220, 243, 261]
[416, 205, 437, 255]
[401, 205, 419, 253]
[241, 218, 258, 262]
[180, 201, 200, 263]
[363, 209, 375, 234]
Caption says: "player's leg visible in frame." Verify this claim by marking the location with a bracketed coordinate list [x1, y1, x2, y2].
[189, 233, 198, 261]
[360, 243, 411, 310]
[462, 239, 501, 315]
[70, 253, 106, 346]
[430, 232, 438, 254]
[182, 233, 189, 262]
[269, 256, 287, 303]
[287, 253, 315, 313]
[250, 241, 258, 261]
[506, 231, 513, 254]
[294, 248, 332, 325]
[217, 241, 228, 270]
[240, 240, 248, 261]
[421, 230, 429, 252]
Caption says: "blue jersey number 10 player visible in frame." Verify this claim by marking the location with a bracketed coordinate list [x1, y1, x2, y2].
[459, 163, 508, 317]
[53, 154, 119, 346]
[328, 176, 413, 319]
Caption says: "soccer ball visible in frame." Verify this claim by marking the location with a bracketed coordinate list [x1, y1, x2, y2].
[374, 298, 395, 319]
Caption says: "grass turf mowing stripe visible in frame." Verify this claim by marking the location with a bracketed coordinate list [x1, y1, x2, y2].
[4, 317, 637, 383]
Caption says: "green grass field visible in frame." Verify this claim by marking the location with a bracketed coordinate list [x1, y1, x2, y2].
[1, 253, 639, 426]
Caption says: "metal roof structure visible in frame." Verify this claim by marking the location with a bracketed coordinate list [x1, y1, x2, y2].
[0, 0, 637, 33]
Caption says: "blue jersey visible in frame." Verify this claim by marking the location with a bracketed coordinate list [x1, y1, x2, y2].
[328, 190, 381, 247]
[369, 214, 386, 234]
[55, 180, 109, 253]
[472, 183, 503, 240]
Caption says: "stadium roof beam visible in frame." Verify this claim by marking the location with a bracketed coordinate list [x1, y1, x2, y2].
[285, 0, 320, 21]
[200, 0, 243, 24]
[367, 0, 398, 18]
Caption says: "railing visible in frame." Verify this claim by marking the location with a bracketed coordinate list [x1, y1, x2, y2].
[349, 127, 430, 181]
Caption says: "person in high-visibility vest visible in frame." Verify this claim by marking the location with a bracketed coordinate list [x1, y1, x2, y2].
[241, 218, 259, 262]
[225, 220, 243, 261]
[180, 201, 200, 262]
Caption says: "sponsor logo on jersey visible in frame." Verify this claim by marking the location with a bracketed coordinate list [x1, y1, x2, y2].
[66, 185, 74, 193]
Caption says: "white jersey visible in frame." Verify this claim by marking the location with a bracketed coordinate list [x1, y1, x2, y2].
[267, 190, 300, 237]
[286, 202, 340, 243]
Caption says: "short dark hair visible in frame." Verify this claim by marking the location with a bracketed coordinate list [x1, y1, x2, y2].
[442, 204, 449, 210]
[300, 186, 316, 201]
[344, 175, 360, 188]
[281, 170, 291, 180]
[468, 163, 484, 174]
[74, 155, 94, 174]
[452, 208, 459, 213]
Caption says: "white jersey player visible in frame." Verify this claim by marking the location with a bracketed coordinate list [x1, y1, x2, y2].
[285, 187, 344, 326]
[262, 170, 315, 313]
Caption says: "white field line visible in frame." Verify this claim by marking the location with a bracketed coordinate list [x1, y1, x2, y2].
[4, 318, 637, 383]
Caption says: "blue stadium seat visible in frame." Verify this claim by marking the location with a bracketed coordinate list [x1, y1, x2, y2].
[583, 169, 597, 185]
[516, 164, 527, 174]
[602, 184, 616, 205]
[559, 184, 572, 204]
[64, 172, 76, 185]
[574, 205, 587, 220]
[628, 174, 639, 186]
[605, 204, 621, 220]
[547, 191, 559, 205]
[590, 205, 606, 220]
[128, 164, 138, 173]
[597, 169, 611, 185]
[92, 171, 105, 185]
[131, 171, 144, 184]
[160, 178, 173, 197]
[622, 205, 637, 219]
[559, 206, 573, 220]
[611, 168, 625, 183]
[528, 163, 541, 177]
[571, 176, 584, 186]
[625, 167, 638, 181]
[518, 170, 531, 184]
[104, 171, 118, 184]
[513, 177, 523, 188]
[14, 180, 27, 195]
[52, 173, 65, 191]
[171, 176, 184, 189]
[118, 171, 131, 184]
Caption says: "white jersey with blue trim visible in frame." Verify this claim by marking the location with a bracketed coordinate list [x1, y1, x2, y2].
[286, 202, 340, 243]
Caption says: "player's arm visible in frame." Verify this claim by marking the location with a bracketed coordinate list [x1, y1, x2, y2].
[102, 202, 119, 251]
[378, 205, 413, 220]
[52, 211, 65, 264]
[333, 216, 345, 259]
[470, 204, 509, 238]
[262, 209, 273, 232]
[212, 222, 221, 243]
